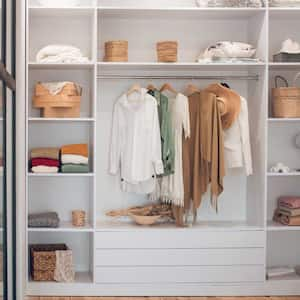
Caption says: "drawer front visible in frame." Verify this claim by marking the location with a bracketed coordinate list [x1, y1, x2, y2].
[95, 231, 264, 248]
[95, 248, 265, 266]
[95, 265, 265, 283]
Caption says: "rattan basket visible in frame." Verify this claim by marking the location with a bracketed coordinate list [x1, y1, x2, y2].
[157, 41, 178, 63]
[30, 244, 68, 281]
[272, 73, 300, 118]
[72, 210, 86, 227]
[104, 40, 128, 62]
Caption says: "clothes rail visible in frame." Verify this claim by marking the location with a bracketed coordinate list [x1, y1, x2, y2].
[97, 75, 259, 81]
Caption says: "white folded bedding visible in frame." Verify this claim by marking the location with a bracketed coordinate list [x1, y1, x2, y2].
[36, 45, 89, 64]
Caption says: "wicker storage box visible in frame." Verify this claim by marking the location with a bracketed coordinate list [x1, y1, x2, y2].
[30, 244, 68, 281]
[157, 41, 178, 63]
[33, 82, 81, 118]
[272, 74, 300, 118]
[273, 53, 300, 62]
[104, 40, 128, 62]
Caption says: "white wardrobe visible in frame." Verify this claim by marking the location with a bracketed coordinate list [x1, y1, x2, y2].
[22, 0, 300, 297]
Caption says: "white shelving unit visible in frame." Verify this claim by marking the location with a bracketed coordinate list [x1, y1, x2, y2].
[24, 0, 300, 297]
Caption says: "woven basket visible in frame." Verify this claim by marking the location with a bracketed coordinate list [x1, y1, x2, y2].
[30, 244, 68, 281]
[157, 41, 178, 63]
[72, 210, 86, 227]
[104, 40, 128, 62]
[272, 74, 300, 118]
[33, 82, 81, 118]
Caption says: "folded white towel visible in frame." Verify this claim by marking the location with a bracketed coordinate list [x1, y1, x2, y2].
[61, 154, 88, 165]
[36, 45, 89, 64]
[31, 166, 59, 173]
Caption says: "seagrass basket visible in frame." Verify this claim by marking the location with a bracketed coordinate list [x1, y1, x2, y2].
[272, 73, 300, 118]
[72, 210, 86, 227]
[104, 40, 128, 62]
[157, 41, 178, 63]
[30, 244, 68, 281]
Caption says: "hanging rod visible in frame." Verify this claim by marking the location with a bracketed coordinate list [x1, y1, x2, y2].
[97, 75, 259, 81]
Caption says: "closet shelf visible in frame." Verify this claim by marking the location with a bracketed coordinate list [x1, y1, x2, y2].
[96, 220, 263, 232]
[267, 172, 300, 177]
[28, 222, 94, 232]
[28, 117, 96, 123]
[267, 221, 300, 231]
[268, 118, 300, 122]
[28, 173, 94, 177]
[98, 7, 266, 19]
[27, 272, 92, 293]
[268, 62, 300, 70]
[28, 62, 95, 70]
[29, 7, 95, 17]
[98, 62, 265, 72]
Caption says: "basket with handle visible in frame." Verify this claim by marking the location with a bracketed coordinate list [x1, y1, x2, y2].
[272, 73, 300, 118]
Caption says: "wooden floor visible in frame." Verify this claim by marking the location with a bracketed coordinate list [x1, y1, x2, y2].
[27, 297, 300, 300]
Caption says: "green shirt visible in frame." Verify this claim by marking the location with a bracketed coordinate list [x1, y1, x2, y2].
[148, 90, 175, 176]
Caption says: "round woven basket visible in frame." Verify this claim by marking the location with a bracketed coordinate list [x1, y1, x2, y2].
[72, 210, 86, 227]
[272, 74, 300, 118]
[157, 41, 178, 63]
[104, 40, 128, 62]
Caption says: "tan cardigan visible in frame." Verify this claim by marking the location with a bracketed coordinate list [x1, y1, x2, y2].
[173, 91, 225, 226]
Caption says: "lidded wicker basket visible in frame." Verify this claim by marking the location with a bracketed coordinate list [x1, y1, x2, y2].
[72, 210, 86, 227]
[272, 73, 300, 118]
[156, 41, 178, 63]
[104, 40, 128, 62]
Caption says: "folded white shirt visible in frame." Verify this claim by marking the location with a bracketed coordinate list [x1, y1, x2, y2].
[31, 166, 59, 173]
[61, 154, 88, 165]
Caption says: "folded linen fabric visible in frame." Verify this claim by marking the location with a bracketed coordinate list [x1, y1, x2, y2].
[40, 81, 82, 96]
[278, 206, 300, 217]
[278, 196, 300, 209]
[61, 154, 88, 165]
[36, 45, 89, 64]
[61, 144, 88, 157]
[61, 164, 89, 173]
[31, 166, 59, 173]
[267, 267, 296, 279]
[28, 212, 60, 228]
[273, 209, 300, 226]
[31, 158, 60, 168]
[197, 41, 256, 62]
[54, 250, 75, 283]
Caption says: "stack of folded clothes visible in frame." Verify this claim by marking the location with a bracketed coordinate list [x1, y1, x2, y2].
[61, 143, 89, 173]
[30, 147, 60, 173]
[273, 196, 300, 226]
[28, 212, 60, 228]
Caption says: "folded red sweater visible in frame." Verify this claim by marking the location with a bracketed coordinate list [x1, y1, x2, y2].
[31, 158, 60, 167]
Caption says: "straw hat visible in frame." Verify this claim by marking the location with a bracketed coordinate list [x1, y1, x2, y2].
[205, 83, 241, 129]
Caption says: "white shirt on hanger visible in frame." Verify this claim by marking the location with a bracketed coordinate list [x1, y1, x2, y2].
[109, 88, 164, 192]
[223, 96, 253, 176]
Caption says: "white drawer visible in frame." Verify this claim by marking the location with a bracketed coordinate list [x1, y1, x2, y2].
[95, 265, 265, 283]
[95, 248, 265, 266]
[95, 230, 264, 248]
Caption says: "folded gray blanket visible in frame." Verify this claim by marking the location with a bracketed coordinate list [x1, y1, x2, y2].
[28, 212, 60, 228]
